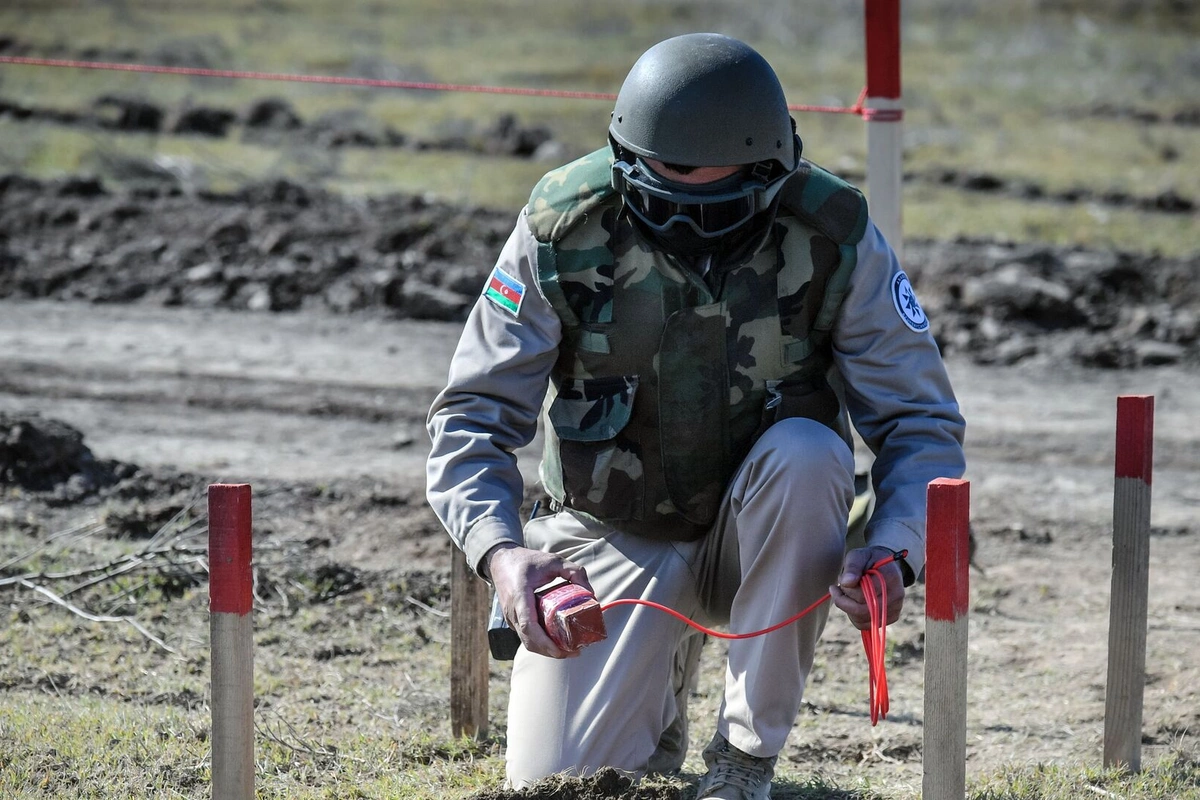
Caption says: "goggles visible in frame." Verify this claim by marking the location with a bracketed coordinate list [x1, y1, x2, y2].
[611, 156, 788, 239]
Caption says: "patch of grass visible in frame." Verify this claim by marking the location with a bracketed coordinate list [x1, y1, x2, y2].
[0, 693, 210, 799]
[967, 751, 1200, 800]
[0, 690, 509, 800]
[0, 563, 508, 799]
[904, 114, 1200, 200]
[1, 535, 1198, 798]
[332, 147, 564, 210]
[904, 184, 1200, 258]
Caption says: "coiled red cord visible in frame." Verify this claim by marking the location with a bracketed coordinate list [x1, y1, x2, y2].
[599, 550, 904, 726]
[858, 562, 892, 725]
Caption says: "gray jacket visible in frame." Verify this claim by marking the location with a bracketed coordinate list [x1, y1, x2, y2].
[426, 210, 966, 580]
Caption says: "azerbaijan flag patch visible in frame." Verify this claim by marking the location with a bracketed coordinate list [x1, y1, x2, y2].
[484, 266, 525, 317]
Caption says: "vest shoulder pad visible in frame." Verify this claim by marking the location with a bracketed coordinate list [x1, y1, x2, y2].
[778, 160, 869, 248]
[527, 147, 617, 244]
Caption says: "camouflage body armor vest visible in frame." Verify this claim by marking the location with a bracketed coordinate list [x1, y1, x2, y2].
[527, 148, 869, 541]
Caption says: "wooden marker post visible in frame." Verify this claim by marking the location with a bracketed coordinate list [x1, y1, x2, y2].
[209, 484, 254, 800]
[923, 477, 970, 800]
[1104, 395, 1154, 771]
[450, 544, 489, 739]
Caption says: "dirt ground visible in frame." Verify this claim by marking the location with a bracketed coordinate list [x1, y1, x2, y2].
[1, 176, 1198, 797]
[3, 295, 1199, 792]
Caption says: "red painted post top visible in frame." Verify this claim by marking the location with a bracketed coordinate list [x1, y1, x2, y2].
[1115, 395, 1154, 484]
[926, 478, 970, 622]
[209, 483, 253, 615]
[865, 0, 902, 99]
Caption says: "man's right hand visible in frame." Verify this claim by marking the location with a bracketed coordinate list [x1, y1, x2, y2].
[485, 543, 592, 659]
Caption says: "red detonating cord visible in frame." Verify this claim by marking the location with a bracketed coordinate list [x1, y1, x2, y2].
[859, 565, 891, 724]
[600, 551, 904, 726]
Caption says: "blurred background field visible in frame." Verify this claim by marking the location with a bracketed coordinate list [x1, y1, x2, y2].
[1, 0, 1197, 253]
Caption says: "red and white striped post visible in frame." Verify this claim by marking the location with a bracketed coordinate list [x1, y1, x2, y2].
[1104, 395, 1154, 771]
[209, 483, 255, 800]
[923, 477, 970, 800]
[864, 0, 904, 257]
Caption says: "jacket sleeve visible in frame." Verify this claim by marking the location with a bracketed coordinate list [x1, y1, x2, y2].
[425, 210, 561, 576]
[832, 220, 967, 580]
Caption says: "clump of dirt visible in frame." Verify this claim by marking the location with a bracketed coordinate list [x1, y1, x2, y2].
[100, 499, 191, 539]
[918, 166, 1195, 214]
[169, 105, 237, 137]
[913, 238, 1200, 368]
[1, 173, 1197, 365]
[92, 94, 164, 132]
[0, 172, 511, 321]
[1079, 101, 1200, 127]
[481, 113, 555, 157]
[243, 96, 304, 131]
[469, 767, 687, 800]
[0, 88, 564, 159]
[390, 570, 451, 609]
[0, 412, 134, 501]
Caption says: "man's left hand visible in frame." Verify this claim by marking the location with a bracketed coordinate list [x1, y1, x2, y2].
[829, 546, 906, 630]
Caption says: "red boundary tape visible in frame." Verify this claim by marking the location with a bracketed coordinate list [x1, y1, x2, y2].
[0, 55, 885, 117]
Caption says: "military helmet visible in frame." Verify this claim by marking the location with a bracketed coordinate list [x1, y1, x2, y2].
[608, 33, 802, 259]
[609, 33, 800, 174]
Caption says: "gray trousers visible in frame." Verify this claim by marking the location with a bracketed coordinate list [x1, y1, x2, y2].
[506, 418, 855, 787]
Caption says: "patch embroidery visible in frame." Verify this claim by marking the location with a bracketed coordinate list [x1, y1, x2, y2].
[484, 266, 525, 317]
[891, 272, 928, 332]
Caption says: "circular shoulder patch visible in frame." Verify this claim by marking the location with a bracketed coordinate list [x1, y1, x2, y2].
[891, 272, 929, 332]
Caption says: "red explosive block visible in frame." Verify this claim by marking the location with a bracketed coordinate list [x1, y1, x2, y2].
[537, 583, 607, 652]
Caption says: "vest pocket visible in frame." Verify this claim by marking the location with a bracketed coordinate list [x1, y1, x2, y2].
[547, 375, 643, 520]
